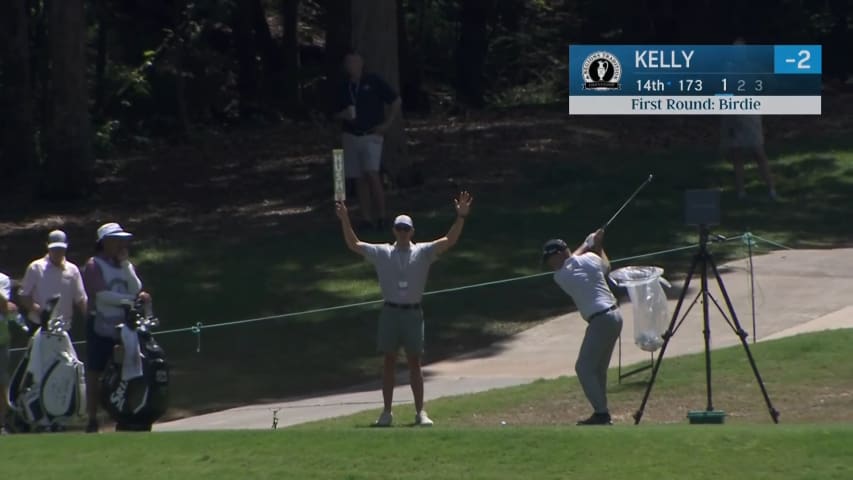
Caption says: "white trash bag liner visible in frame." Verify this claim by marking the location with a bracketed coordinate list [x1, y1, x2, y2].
[610, 266, 671, 352]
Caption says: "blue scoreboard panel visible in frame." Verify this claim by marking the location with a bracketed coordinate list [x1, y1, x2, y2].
[568, 45, 821, 115]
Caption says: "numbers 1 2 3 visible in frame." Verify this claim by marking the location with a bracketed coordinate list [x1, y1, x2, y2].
[721, 79, 764, 92]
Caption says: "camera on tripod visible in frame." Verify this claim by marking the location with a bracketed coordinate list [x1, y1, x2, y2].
[633, 188, 780, 425]
[684, 189, 720, 227]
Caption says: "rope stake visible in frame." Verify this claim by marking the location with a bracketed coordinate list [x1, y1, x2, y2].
[191, 322, 203, 353]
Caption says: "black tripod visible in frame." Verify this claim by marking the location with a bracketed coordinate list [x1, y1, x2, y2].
[633, 226, 780, 424]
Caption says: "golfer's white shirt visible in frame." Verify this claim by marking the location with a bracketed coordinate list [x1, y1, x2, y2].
[553, 253, 616, 320]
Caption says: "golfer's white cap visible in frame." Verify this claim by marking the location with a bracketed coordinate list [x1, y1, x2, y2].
[47, 230, 68, 250]
[97, 222, 133, 242]
[393, 215, 414, 228]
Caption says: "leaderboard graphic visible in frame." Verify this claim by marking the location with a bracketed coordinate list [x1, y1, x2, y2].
[568, 45, 822, 115]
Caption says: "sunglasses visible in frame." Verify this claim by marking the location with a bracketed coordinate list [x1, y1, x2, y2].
[394, 225, 412, 232]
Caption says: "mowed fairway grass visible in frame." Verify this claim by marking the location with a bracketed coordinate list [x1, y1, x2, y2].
[3, 331, 852, 479]
[2, 426, 852, 479]
[307, 329, 853, 428]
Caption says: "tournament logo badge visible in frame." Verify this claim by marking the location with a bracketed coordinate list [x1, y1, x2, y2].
[582, 51, 621, 90]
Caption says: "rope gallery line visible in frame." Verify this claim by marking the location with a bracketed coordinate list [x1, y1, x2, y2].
[8, 233, 790, 354]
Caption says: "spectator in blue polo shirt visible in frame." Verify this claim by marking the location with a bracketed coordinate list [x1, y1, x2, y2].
[334, 50, 402, 231]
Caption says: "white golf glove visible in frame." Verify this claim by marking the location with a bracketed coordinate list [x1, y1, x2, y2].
[584, 233, 597, 249]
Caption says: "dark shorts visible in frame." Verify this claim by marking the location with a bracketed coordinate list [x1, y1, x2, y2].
[86, 316, 116, 372]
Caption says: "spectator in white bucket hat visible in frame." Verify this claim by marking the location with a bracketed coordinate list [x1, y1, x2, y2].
[81, 222, 152, 433]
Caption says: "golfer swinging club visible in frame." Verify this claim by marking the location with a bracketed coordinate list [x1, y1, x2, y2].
[543, 228, 622, 425]
[335, 191, 473, 427]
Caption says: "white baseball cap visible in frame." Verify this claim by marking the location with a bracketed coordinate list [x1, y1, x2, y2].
[97, 222, 133, 242]
[47, 230, 68, 250]
[393, 215, 413, 228]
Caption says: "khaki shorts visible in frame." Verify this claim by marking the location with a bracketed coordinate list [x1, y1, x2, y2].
[377, 306, 424, 355]
[342, 133, 383, 179]
[721, 115, 764, 150]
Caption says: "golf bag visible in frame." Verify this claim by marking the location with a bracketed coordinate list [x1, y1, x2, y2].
[6, 295, 87, 432]
[100, 300, 169, 431]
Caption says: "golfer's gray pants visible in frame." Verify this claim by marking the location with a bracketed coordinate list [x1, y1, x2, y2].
[576, 310, 623, 414]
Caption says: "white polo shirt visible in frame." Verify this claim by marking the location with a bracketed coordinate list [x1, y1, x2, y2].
[553, 252, 616, 320]
[21, 256, 87, 328]
[362, 241, 438, 304]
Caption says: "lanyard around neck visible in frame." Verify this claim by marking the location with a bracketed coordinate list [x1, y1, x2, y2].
[394, 245, 411, 277]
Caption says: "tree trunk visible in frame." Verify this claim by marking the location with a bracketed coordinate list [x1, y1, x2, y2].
[281, 0, 302, 109]
[397, 0, 421, 112]
[43, 0, 93, 199]
[94, 0, 109, 112]
[322, 0, 350, 114]
[829, 0, 849, 82]
[232, 0, 260, 110]
[415, 0, 429, 109]
[352, 0, 412, 181]
[0, 0, 37, 181]
[455, 0, 490, 108]
[172, 0, 191, 138]
[34, 0, 50, 133]
[251, 0, 286, 107]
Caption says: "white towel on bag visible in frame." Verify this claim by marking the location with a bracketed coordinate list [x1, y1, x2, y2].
[120, 325, 144, 381]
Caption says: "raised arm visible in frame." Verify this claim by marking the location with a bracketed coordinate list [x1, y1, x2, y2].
[335, 202, 369, 255]
[120, 257, 143, 295]
[573, 229, 610, 271]
[433, 191, 473, 256]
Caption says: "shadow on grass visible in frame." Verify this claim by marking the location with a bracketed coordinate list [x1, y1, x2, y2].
[3, 115, 852, 419]
[135, 136, 853, 416]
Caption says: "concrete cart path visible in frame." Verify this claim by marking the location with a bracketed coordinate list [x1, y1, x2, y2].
[156, 248, 853, 431]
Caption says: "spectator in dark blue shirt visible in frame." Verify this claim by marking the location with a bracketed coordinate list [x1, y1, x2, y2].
[334, 51, 402, 231]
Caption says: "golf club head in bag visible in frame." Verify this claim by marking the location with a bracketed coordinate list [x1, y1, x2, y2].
[100, 300, 169, 431]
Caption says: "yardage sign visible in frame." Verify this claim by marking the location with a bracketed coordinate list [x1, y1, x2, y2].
[568, 45, 822, 115]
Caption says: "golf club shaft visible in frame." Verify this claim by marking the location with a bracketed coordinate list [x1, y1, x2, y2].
[601, 174, 654, 230]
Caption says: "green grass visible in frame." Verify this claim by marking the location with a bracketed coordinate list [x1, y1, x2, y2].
[3, 426, 853, 479]
[109, 136, 853, 416]
[309, 329, 853, 428]
[5, 332, 853, 479]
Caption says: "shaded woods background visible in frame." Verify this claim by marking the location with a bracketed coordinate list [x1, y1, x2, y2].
[1, 0, 850, 200]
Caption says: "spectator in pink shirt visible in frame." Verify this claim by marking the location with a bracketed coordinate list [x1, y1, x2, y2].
[19, 230, 87, 331]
